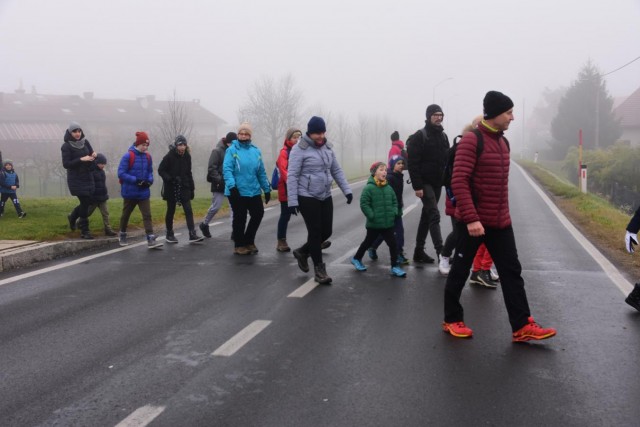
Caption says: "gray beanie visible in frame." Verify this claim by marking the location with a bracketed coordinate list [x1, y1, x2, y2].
[68, 121, 82, 132]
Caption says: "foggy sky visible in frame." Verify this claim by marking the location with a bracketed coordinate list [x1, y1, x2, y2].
[1, 0, 639, 147]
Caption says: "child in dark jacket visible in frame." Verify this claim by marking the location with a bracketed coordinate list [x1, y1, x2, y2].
[0, 160, 26, 218]
[350, 162, 406, 277]
[88, 154, 116, 236]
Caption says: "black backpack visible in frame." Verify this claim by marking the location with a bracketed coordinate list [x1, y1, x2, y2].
[442, 129, 510, 206]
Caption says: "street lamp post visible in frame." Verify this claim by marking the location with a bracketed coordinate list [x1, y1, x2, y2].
[433, 77, 453, 103]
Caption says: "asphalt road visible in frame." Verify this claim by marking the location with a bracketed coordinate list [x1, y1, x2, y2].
[0, 164, 639, 427]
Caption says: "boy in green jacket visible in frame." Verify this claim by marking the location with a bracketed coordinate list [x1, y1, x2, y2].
[351, 162, 407, 277]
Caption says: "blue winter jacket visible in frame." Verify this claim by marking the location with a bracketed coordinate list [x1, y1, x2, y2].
[223, 140, 270, 197]
[117, 146, 154, 200]
[0, 170, 19, 194]
[287, 134, 352, 207]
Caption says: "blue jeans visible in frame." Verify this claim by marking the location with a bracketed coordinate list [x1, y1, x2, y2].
[371, 216, 404, 253]
[277, 201, 292, 239]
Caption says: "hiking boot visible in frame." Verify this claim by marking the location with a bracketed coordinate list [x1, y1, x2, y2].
[625, 283, 640, 312]
[77, 218, 93, 239]
[104, 227, 117, 237]
[199, 222, 212, 238]
[442, 321, 473, 338]
[350, 257, 367, 271]
[397, 253, 410, 265]
[147, 234, 163, 248]
[166, 231, 178, 244]
[293, 248, 310, 273]
[321, 240, 331, 250]
[18, 212, 27, 218]
[390, 265, 407, 277]
[80, 231, 94, 240]
[67, 212, 77, 231]
[314, 262, 332, 284]
[413, 247, 435, 263]
[472, 270, 498, 288]
[438, 255, 451, 276]
[246, 243, 258, 253]
[368, 248, 378, 260]
[119, 232, 129, 246]
[276, 238, 291, 252]
[189, 230, 204, 243]
[512, 317, 556, 342]
[234, 246, 252, 255]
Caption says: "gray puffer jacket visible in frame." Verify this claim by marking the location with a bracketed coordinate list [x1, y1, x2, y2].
[287, 134, 351, 206]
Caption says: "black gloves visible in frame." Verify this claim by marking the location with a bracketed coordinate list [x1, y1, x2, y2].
[288, 206, 300, 216]
[264, 192, 271, 204]
[346, 193, 353, 204]
[229, 187, 241, 199]
[136, 180, 151, 188]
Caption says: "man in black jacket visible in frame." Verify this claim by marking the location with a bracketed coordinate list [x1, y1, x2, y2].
[407, 104, 450, 263]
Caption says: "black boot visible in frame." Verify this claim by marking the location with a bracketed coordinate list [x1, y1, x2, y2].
[104, 227, 117, 236]
[77, 218, 94, 240]
[166, 230, 178, 243]
[293, 248, 310, 273]
[67, 208, 79, 231]
[413, 247, 435, 263]
[626, 283, 640, 312]
[314, 262, 332, 285]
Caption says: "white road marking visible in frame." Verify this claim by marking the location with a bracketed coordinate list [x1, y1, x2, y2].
[515, 162, 634, 295]
[115, 405, 165, 427]
[287, 278, 318, 298]
[264, 207, 275, 212]
[209, 221, 223, 226]
[212, 320, 272, 357]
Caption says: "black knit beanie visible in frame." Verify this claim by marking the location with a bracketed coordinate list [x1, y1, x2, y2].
[390, 130, 399, 141]
[483, 91, 514, 119]
[426, 104, 443, 119]
[307, 116, 326, 134]
[225, 132, 237, 144]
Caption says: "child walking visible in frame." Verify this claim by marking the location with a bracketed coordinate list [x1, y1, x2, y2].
[351, 162, 406, 277]
[88, 154, 117, 236]
[0, 160, 26, 218]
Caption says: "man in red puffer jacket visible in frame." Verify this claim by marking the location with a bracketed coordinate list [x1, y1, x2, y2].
[441, 91, 556, 343]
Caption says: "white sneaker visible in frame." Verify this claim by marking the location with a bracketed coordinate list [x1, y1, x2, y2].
[438, 255, 451, 276]
[490, 265, 500, 281]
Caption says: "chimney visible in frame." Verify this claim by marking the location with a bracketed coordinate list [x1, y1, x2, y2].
[31, 85, 37, 94]
[83, 91, 94, 100]
[15, 79, 25, 95]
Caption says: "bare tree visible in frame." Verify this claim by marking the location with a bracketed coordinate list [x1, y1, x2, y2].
[331, 112, 353, 170]
[356, 114, 369, 174]
[238, 74, 303, 164]
[156, 90, 194, 148]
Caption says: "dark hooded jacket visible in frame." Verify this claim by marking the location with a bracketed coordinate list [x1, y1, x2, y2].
[61, 129, 95, 197]
[407, 122, 449, 190]
[207, 138, 228, 193]
[90, 166, 109, 202]
[158, 145, 195, 201]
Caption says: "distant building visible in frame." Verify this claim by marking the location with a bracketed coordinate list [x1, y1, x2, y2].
[614, 86, 640, 147]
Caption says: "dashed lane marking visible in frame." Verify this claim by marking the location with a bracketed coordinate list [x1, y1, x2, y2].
[287, 278, 318, 298]
[212, 320, 272, 357]
[115, 405, 165, 427]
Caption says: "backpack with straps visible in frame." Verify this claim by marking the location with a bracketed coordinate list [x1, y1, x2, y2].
[119, 149, 151, 184]
[442, 129, 510, 206]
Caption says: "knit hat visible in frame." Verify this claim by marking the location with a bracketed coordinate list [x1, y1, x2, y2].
[95, 153, 107, 165]
[307, 116, 326, 134]
[68, 121, 82, 133]
[426, 104, 443, 119]
[286, 127, 302, 141]
[135, 131, 150, 146]
[483, 91, 514, 120]
[3, 159, 13, 168]
[225, 132, 237, 144]
[238, 122, 252, 136]
[174, 134, 187, 147]
[390, 130, 399, 141]
[388, 155, 405, 171]
[370, 161, 386, 176]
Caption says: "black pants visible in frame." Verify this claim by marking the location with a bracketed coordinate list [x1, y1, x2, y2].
[165, 188, 195, 232]
[229, 195, 264, 248]
[444, 222, 531, 332]
[298, 196, 333, 265]
[441, 216, 461, 258]
[416, 184, 443, 253]
[0, 192, 23, 215]
[355, 227, 398, 267]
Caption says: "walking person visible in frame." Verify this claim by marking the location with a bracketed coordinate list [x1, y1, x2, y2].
[442, 91, 556, 342]
[351, 161, 406, 277]
[407, 104, 450, 264]
[623, 206, 640, 311]
[0, 160, 27, 218]
[61, 122, 96, 239]
[84, 154, 117, 236]
[199, 132, 237, 238]
[117, 131, 162, 248]
[223, 123, 271, 255]
[275, 127, 302, 252]
[388, 131, 406, 161]
[287, 116, 353, 284]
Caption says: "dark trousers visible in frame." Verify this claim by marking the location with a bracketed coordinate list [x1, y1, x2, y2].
[0, 192, 23, 215]
[229, 195, 264, 247]
[444, 222, 531, 332]
[165, 189, 195, 232]
[277, 201, 292, 239]
[371, 216, 404, 253]
[298, 196, 333, 265]
[73, 195, 92, 219]
[441, 216, 461, 258]
[355, 227, 399, 267]
[416, 184, 443, 253]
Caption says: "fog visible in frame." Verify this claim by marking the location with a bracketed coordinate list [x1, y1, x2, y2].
[1, 0, 639, 149]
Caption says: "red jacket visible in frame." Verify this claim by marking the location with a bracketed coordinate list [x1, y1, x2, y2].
[388, 140, 405, 161]
[452, 123, 511, 229]
[276, 138, 296, 202]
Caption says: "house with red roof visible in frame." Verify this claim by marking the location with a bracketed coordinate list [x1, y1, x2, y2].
[614, 86, 640, 146]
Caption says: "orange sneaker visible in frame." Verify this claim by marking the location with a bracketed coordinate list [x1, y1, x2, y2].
[512, 317, 556, 342]
[442, 321, 473, 338]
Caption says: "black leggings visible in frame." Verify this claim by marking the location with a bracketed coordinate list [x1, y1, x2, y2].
[165, 196, 195, 232]
[298, 196, 333, 265]
[355, 227, 398, 267]
[229, 195, 264, 247]
[75, 195, 92, 219]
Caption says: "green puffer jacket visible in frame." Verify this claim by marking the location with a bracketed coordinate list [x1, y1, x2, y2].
[360, 175, 401, 229]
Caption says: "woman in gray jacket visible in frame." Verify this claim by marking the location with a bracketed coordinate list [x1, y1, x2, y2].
[287, 116, 353, 284]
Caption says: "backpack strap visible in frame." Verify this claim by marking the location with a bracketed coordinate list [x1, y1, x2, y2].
[471, 129, 484, 158]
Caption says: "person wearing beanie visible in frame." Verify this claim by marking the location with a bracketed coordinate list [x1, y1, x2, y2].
[223, 122, 271, 255]
[442, 91, 556, 342]
[388, 131, 406, 162]
[350, 161, 406, 277]
[274, 127, 302, 252]
[117, 131, 162, 248]
[158, 135, 204, 244]
[0, 160, 27, 218]
[287, 115, 353, 284]
[76, 153, 117, 236]
[61, 121, 97, 239]
[406, 103, 450, 264]
[200, 131, 237, 238]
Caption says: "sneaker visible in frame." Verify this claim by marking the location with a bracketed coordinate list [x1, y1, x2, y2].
[18, 212, 27, 218]
[246, 243, 258, 254]
[166, 231, 178, 244]
[147, 234, 163, 249]
[293, 248, 310, 272]
[199, 222, 212, 238]
[390, 266, 407, 277]
[471, 270, 498, 289]
[413, 247, 435, 263]
[438, 255, 451, 276]
[321, 240, 332, 250]
[490, 265, 500, 281]
[398, 253, 410, 265]
[233, 246, 252, 255]
[350, 257, 367, 271]
[512, 317, 556, 342]
[189, 231, 204, 243]
[118, 232, 129, 246]
[442, 321, 473, 338]
[368, 248, 378, 260]
[625, 283, 640, 312]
